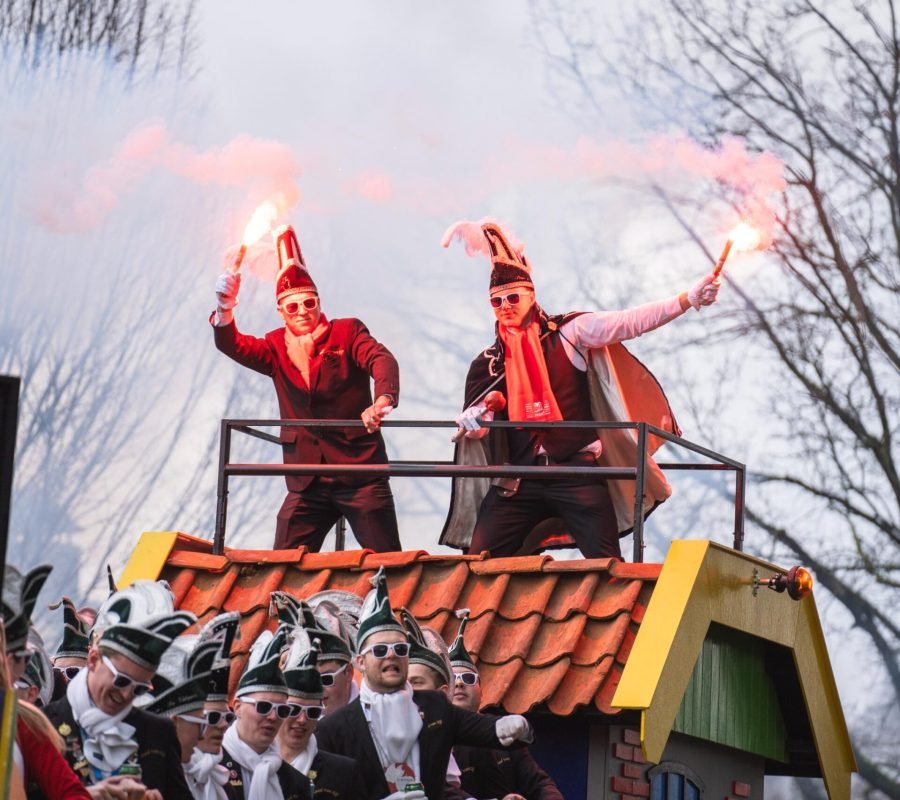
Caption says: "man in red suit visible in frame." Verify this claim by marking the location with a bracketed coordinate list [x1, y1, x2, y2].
[212, 225, 402, 552]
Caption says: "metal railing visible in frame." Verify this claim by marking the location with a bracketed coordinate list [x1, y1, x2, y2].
[214, 418, 746, 562]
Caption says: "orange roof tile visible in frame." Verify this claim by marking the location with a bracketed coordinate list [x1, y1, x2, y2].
[159, 534, 660, 716]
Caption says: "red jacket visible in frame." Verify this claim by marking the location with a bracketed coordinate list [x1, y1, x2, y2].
[214, 316, 400, 491]
[17, 718, 90, 800]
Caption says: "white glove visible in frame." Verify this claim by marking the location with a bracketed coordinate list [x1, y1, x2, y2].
[687, 273, 720, 310]
[495, 714, 532, 746]
[382, 792, 426, 800]
[215, 272, 242, 310]
[456, 404, 486, 432]
[452, 405, 493, 442]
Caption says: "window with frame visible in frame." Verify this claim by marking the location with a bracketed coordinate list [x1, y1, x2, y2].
[648, 762, 704, 800]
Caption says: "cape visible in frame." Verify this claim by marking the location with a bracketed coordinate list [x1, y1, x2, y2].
[440, 310, 678, 551]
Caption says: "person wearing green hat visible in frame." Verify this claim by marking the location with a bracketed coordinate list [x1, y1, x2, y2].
[316, 569, 534, 800]
[43, 580, 196, 800]
[186, 613, 242, 800]
[448, 611, 563, 800]
[221, 629, 311, 800]
[2, 564, 52, 683]
[277, 630, 364, 799]
[48, 597, 92, 702]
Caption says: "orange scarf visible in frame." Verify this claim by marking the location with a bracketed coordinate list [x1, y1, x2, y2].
[498, 320, 563, 422]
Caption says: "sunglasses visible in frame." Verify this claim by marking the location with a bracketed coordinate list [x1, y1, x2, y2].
[101, 655, 154, 696]
[319, 663, 348, 687]
[177, 714, 209, 735]
[361, 642, 410, 659]
[245, 700, 296, 719]
[454, 671, 479, 686]
[9, 651, 29, 663]
[489, 292, 526, 309]
[288, 704, 324, 721]
[54, 666, 82, 681]
[281, 297, 319, 315]
[205, 710, 236, 726]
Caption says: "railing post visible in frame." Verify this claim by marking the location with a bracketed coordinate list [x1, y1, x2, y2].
[335, 516, 346, 551]
[632, 423, 648, 563]
[733, 464, 746, 552]
[213, 420, 232, 556]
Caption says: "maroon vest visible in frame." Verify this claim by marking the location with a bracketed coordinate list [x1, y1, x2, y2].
[505, 330, 596, 463]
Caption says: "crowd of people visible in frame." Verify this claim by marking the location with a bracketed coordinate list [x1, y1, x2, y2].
[2, 562, 563, 800]
[213, 218, 719, 560]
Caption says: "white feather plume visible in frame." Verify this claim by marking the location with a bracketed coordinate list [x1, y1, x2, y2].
[246, 629, 275, 670]
[440, 217, 527, 261]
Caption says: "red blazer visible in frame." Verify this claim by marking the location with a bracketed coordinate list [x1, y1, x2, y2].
[17, 718, 91, 800]
[214, 317, 400, 491]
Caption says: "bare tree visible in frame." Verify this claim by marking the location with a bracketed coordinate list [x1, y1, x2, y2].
[0, 0, 198, 83]
[530, 0, 899, 796]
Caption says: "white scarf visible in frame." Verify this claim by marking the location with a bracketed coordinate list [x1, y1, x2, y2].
[222, 724, 284, 800]
[359, 679, 423, 767]
[67, 668, 138, 774]
[184, 748, 228, 800]
[288, 734, 318, 777]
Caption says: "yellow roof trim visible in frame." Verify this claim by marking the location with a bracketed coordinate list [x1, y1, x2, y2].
[117, 531, 180, 588]
[611, 539, 856, 800]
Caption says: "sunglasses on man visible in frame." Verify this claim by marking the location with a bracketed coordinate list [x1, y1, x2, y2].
[54, 666, 82, 681]
[360, 642, 410, 659]
[281, 297, 319, 315]
[489, 292, 525, 309]
[288, 704, 324, 721]
[245, 700, 298, 719]
[319, 662, 348, 687]
[101, 655, 154, 696]
[454, 671, 479, 686]
[177, 714, 209, 736]
[205, 710, 236, 726]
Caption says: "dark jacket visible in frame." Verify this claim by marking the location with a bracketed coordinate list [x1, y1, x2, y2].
[213, 317, 400, 491]
[44, 695, 191, 800]
[455, 745, 564, 800]
[315, 690, 520, 800]
[221, 747, 311, 800]
[306, 748, 365, 799]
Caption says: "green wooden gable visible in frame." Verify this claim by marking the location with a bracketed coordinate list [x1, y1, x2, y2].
[673, 624, 788, 762]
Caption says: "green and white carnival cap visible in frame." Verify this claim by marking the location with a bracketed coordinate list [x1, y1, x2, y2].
[448, 608, 477, 671]
[144, 637, 220, 718]
[400, 608, 453, 687]
[2, 564, 53, 653]
[195, 612, 241, 702]
[282, 628, 323, 701]
[235, 627, 288, 698]
[50, 598, 90, 660]
[93, 581, 196, 672]
[355, 567, 405, 652]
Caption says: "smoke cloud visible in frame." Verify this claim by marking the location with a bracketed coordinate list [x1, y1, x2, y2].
[31, 122, 303, 233]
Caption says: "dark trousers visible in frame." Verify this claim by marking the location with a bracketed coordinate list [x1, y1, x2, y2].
[274, 476, 401, 552]
[469, 453, 621, 559]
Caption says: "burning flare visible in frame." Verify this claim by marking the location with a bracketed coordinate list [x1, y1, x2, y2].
[231, 200, 280, 272]
[729, 221, 761, 252]
[713, 221, 762, 278]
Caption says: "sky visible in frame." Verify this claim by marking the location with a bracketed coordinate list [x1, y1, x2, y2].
[1, 0, 787, 602]
[1, 2, 887, 793]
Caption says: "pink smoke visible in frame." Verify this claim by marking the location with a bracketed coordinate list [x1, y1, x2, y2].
[32, 122, 303, 233]
[352, 170, 394, 203]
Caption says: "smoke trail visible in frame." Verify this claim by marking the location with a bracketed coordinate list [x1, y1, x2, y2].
[31, 122, 303, 233]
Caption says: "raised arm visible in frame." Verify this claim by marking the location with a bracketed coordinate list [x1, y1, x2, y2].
[567, 273, 719, 349]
